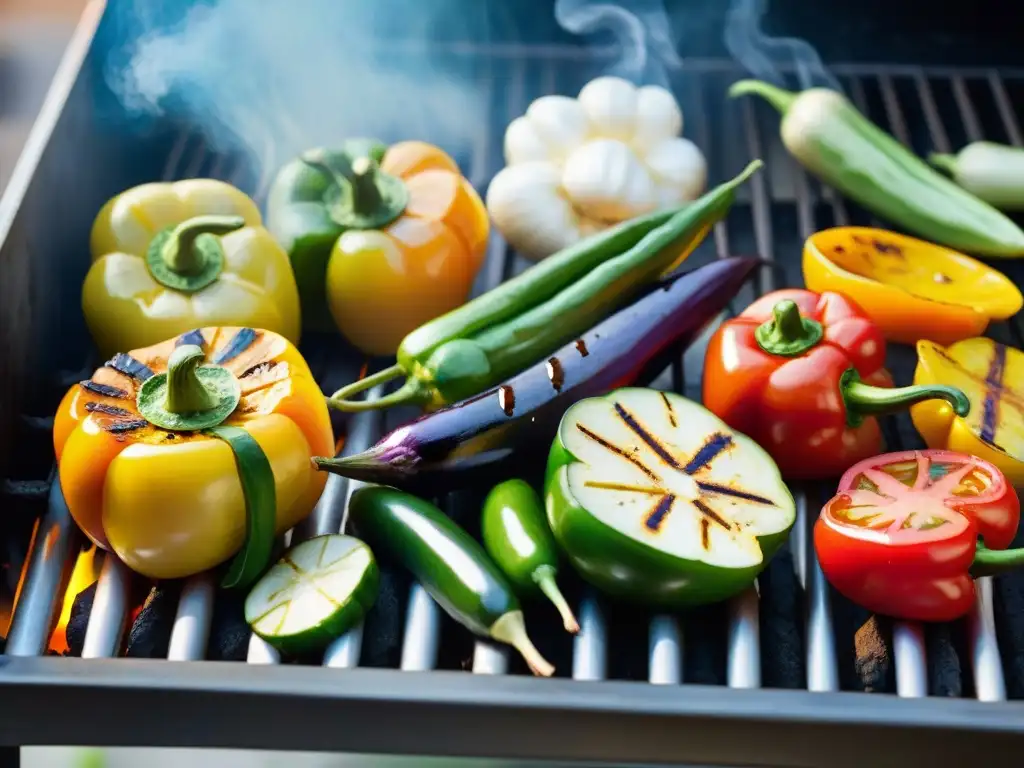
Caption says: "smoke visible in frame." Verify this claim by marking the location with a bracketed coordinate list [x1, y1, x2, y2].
[724, 0, 841, 91]
[106, 0, 490, 198]
[553, 0, 682, 87]
[553, 0, 839, 92]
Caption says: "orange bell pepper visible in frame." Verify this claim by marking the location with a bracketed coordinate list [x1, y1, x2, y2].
[803, 226, 1022, 346]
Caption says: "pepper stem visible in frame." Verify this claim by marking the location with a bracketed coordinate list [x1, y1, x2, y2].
[300, 148, 408, 230]
[840, 368, 970, 428]
[489, 610, 555, 677]
[534, 566, 580, 634]
[727, 79, 798, 113]
[754, 299, 823, 356]
[350, 157, 384, 214]
[971, 542, 1024, 578]
[160, 215, 245, 276]
[927, 153, 960, 177]
[326, 364, 428, 412]
[166, 344, 218, 413]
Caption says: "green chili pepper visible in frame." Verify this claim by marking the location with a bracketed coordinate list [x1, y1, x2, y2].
[544, 388, 796, 607]
[729, 81, 1024, 257]
[481, 479, 579, 634]
[930, 141, 1024, 212]
[328, 160, 763, 413]
[348, 485, 554, 676]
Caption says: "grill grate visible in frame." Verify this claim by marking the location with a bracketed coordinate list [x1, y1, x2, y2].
[7, 54, 1024, 715]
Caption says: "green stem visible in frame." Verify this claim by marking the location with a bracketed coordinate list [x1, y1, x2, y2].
[971, 542, 1024, 578]
[350, 156, 384, 214]
[928, 152, 959, 176]
[136, 345, 241, 431]
[160, 215, 245, 276]
[166, 344, 218, 413]
[326, 364, 429, 412]
[754, 299, 823, 356]
[533, 566, 579, 634]
[300, 148, 408, 230]
[840, 369, 970, 428]
[727, 79, 798, 113]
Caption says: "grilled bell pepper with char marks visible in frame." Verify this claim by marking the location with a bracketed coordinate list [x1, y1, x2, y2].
[803, 227, 1023, 346]
[329, 162, 762, 413]
[703, 289, 971, 480]
[267, 140, 489, 353]
[912, 337, 1024, 486]
[545, 388, 796, 607]
[54, 327, 333, 582]
[815, 450, 1024, 622]
[86, 180, 301, 358]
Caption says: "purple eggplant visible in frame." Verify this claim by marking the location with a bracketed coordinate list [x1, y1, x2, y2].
[314, 257, 759, 493]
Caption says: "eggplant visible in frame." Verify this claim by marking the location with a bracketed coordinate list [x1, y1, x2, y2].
[314, 256, 758, 493]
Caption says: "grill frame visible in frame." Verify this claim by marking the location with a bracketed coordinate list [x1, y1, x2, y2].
[5, 1, 1024, 763]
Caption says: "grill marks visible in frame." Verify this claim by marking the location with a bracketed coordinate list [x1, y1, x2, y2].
[660, 391, 677, 428]
[213, 327, 257, 365]
[684, 433, 733, 474]
[613, 402, 683, 470]
[85, 403, 133, 418]
[697, 481, 776, 506]
[176, 328, 207, 349]
[105, 353, 154, 382]
[576, 397, 778, 540]
[982, 343, 1008, 445]
[932, 342, 1023, 450]
[644, 494, 675, 532]
[576, 423, 659, 482]
[80, 380, 128, 399]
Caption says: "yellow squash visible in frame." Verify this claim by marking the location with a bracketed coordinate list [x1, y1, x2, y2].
[53, 327, 333, 581]
[85, 180, 301, 359]
[911, 337, 1024, 485]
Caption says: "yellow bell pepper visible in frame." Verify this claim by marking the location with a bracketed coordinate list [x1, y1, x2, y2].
[911, 337, 1024, 485]
[53, 326, 333, 582]
[85, 180, 302, 359]
[803, 226, 1022, 346]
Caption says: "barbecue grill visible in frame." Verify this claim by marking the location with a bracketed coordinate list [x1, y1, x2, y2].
[4, 1, 1024, 765]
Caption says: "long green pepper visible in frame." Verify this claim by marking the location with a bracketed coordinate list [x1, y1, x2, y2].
[729, 81, 1024, 257]
[329, 160, 763, 413]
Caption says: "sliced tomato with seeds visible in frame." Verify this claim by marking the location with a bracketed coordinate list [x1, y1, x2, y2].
[814, 449, 1021, 622]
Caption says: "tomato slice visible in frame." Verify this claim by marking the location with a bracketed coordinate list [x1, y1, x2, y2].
[829, 449, 1017, 550]
[815, 449, 1020, 622]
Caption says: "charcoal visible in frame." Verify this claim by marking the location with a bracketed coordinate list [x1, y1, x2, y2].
[758, 543, 805, 689]
[993, 528, 1024, 699]
[208, 590, 249, 661]
[853, 614, 894, 693]
[684, 601, 729, 685]
[359, 565, 409, 669]
[925, 623, 962, 697]
[124, 583, 180, 658]
[65, 582, 96, 657]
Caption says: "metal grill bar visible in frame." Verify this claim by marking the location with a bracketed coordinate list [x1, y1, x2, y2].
[572, 594, 606, 681]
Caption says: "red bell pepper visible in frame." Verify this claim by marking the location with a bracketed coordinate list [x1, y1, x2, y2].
[814, 449, 1023, 622]
[702, 288, 970, 479]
